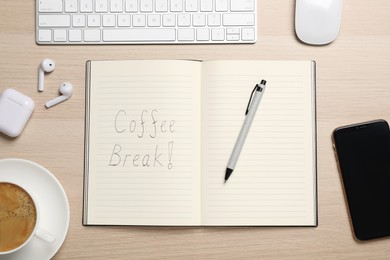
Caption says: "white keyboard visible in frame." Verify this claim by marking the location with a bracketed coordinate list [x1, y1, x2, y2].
[36, 0, 257, 44]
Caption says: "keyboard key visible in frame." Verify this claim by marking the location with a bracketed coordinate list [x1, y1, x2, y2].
[103, 15, 116, 26]
[65, 0, 78, 13]
[84, 29, 101, 41]
[39, 0, 63, 13]
[212, 28, 224, 40]
[162, 14, 176, 26]
[54, 29, 67, 41]
[125, 0, 138, 12]
[207, 14, 221, 26]
[241, 27, 255, 41]
[178, 14, 191, 27]
[73, 14, 86, 27]
[69, 29, 82, 41]
[193, 13, 206, 27]
[155, 0, 168, 12]
[38, 29, 52, 42]
[227, 34, 239, 41]
[148, 14, 161, 27]
[178, 28, 195, 41]
[133, 14, 146, 27]
[118, 14, 131, 26]
[227, 28, 240, 34]
[80, 0, 93, 12]
[171, 0, 183, 12]
[95, 0, 108, 12]
[196, 28, 209, 41]
[186, 0, 198, 12]
[39, 15, 71, 27]
[230, 0, 255, 12]
[200, 0, 213, 12]
[103, 29, 176, 42]
[223, 14, 255, 26]
[111, 0, 123, 13]
[216, 0, 228, 12]
[140, 0, 153, 12]
[88, 14, 101, 27]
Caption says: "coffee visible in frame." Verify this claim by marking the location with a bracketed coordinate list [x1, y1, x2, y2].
[0, 183, 37, 252]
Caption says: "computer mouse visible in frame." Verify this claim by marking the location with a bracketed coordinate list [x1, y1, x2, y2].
[295, 0, 342, 45]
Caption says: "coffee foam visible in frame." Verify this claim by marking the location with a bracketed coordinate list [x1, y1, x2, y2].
[0, 183, 37, 252]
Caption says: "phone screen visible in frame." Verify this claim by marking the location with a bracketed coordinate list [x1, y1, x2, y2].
[333, 120, 390, 240]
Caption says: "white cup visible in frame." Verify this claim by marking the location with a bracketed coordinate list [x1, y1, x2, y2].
[0, 182, 56, 255]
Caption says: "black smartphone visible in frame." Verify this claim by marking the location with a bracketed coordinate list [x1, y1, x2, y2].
[332, 119, 390, 241]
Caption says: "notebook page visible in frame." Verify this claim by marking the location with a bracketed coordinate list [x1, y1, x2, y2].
[201, 61, 316, 226]
[85, 60, 202, 225]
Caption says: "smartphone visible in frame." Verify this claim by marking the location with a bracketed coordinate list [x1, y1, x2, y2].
[332, 119, 390, 241]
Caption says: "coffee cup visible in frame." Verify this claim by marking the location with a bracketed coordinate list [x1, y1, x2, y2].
[0, 182, 56, 255]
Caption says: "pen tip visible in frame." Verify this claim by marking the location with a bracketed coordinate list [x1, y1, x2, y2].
[261, 79, 266, 85]
[225, 168, 233, 182]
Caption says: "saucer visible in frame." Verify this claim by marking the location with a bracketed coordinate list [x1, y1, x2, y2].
[0, 158, 70, 260]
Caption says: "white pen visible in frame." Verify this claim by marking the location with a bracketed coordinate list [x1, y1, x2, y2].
[225, 80, 267, 182]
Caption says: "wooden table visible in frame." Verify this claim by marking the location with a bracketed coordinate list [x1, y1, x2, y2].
[1, 0, 390, 259]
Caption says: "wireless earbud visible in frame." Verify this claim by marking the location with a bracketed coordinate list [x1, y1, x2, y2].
[38, 59, 55, 92]
[45, 82, 73, 108]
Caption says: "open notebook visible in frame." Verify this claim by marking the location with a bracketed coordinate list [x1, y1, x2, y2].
[83, 60, 317, 226]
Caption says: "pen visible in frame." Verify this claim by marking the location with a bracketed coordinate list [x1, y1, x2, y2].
[225, 80, 267, 182]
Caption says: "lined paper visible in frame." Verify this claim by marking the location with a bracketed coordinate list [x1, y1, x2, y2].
[201, 61, 316, 226]
[85, 60, 316, 226]
[86, 60, 202, 225]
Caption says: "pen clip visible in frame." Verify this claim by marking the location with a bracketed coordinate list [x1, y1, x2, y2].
[245, 84, 261, 115]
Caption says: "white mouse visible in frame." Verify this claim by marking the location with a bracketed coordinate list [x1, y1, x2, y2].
[295, 0, 342, 45]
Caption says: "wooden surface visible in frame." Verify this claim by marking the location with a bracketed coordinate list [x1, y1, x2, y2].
[1, 0, 390, 259]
